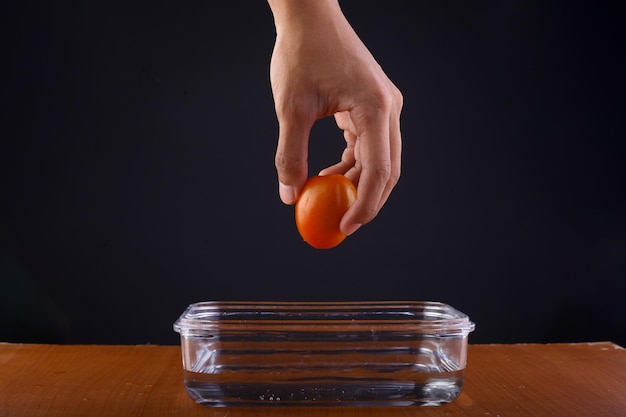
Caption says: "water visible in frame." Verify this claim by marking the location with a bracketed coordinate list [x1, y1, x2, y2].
[179, 333, 469, 406]
[183, 370, 465, 406]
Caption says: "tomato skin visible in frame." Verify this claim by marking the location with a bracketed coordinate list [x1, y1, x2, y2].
[295, 174, 357, 249]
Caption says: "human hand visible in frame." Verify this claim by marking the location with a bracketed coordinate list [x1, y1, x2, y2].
[268, 0, 403, 236]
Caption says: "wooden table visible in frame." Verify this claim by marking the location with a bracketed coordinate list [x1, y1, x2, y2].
[1, 342, 625, 416]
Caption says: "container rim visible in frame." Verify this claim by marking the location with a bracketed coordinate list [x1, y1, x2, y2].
[173, 301, 476, 336]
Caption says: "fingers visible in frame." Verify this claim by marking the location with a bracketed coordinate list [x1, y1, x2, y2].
[337, 88, 402, 236]
[369, 87, 402, 210]
[276, 95, 402, 234]
[385, 88, 403, 203]
[339, 109, 390, 235]
[275, 115, 313, 205]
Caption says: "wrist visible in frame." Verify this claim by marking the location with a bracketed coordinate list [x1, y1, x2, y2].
[267, 0, 342, 33]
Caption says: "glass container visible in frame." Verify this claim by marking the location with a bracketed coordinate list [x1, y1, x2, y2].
[173, 301, 475, 406]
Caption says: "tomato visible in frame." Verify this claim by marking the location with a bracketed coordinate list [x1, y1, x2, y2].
[295, 174, 357, 249]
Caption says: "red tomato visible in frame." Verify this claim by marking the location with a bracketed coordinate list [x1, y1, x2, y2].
[295, 174, 357, 249]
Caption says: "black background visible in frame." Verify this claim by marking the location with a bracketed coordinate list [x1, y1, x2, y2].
[2, 1, 625, 346]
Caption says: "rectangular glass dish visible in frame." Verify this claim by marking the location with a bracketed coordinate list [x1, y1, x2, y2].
[173, 301, 475, 407]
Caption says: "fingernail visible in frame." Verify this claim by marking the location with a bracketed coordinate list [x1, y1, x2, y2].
[344, 223, 362, 236]
[279, 182, 296, 205]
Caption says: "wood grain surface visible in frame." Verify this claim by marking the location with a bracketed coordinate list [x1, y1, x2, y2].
[1, 342, 625, 416]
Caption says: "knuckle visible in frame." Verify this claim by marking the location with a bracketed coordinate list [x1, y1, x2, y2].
[369, 163, 393, 182]
[358, 80, 394, 112]
[275, 151, 304, 175]
[274, 95, 312, 122]
[356, 200, 380, 224]
[371, 88, 394, 113]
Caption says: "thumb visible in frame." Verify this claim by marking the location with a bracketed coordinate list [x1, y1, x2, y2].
[274, 116, 312, 205]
